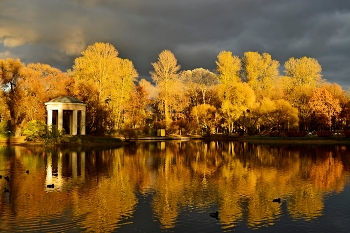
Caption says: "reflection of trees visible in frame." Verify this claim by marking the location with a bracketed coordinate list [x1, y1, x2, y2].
[72, 149, 137, 232]
[151, 144, 191, 229]
[0, 142, 349, 231]
[310, 154, 344, 193]
[288, 186, 323, 220]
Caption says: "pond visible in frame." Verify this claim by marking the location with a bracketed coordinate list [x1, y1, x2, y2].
[0, 141, 350, 232]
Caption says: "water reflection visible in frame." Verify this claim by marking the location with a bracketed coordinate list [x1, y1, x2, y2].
[0, 141, 349, 232]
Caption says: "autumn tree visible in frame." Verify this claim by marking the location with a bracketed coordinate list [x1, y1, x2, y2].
[261, 99, 299, 132]
[0, 58, 25, 135]
[123, 85, 150, 130]
[191, 104, 219, 135]
[182, 68, 217, 106]
[72, 42, 138, 133]
[238, 98, 273, 135]
[113, 58, 139, 129]
[308, 87, 341, 130]
[20, 63, 73, 122]
[322, 83, 348, 107]
[220, 82, 255, 134]
[242, 52, 279, 98]
[284, 56, 323, 87]
[150, 50, 181, 127]
[70, 81, 109, 134]
[216, 51, 241, 85]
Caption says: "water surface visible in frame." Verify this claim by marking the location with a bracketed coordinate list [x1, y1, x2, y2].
[0, 141, 349, 232]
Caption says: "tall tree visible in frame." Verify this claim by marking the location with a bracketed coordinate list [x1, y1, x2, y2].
[20, 63, 73, 122]
[150, 50, 181, 127]
[182, 68, 217, 105]
[123, 85, 150, 130]
[262, 99, 299, 132]
[308, 87, 341, 129]
[220, 82, 255, 133]
[113, 58, 138, 129]
[216, 51, 241, 85]
[283, 56, 321, 130]
[287, 85, 315, 130]
[191, 104, 219, 135]
[0, 58, 25, 135]
[72, 42, 138, 132]
[284, 56, 323, 87]
[242, 52, 279, 97]
[73, 42, 120, 103]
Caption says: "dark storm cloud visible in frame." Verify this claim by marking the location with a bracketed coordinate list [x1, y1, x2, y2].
[0, 0, 349, 87]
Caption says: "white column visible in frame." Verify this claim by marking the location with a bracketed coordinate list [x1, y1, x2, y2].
[81, 110, 86, 135]
[72, 110, 77, 135]
[58, 108, 63, 132]
[47, 108, 53, 126]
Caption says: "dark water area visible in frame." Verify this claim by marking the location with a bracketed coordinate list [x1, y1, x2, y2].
[0, 141, 350, 232]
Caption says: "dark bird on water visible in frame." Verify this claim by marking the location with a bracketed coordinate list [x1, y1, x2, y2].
[47, 184, 55, 188]
[5, 176, 9, 181]
[272, 198, 281, 203]
[210, 211, 219, 219]
[0, 175, 2, 179]
[26, 170, 29, 174]
[4, 188, 10, 193]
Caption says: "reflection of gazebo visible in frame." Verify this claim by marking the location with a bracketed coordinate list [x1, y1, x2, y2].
[45, 96, 86, 135]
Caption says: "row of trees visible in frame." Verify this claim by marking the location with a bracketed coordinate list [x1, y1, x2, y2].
[1, 42, 350, 136]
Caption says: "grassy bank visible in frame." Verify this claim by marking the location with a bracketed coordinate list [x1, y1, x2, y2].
[2, 134, 350, 146]
[202, 134, 350, 144]
[0, 135, 124, 147]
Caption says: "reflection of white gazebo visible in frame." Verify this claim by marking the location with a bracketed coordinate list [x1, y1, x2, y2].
[45, 96, 86, 135]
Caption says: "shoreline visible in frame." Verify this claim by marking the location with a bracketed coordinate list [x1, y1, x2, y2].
[1, 135, 350, 146]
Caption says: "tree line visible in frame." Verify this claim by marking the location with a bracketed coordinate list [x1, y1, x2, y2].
[1, 42, 349, 137]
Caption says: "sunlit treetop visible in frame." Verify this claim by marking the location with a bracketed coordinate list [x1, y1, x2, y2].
[284, 56, 322, 87]
[216, 50, 241, 85]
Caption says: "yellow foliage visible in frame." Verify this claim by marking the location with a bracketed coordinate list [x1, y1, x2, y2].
[242, 52, 279, 97]
[150, 50, 181, 126]
[221, 82, 256, 124]
[216, 50, 241, 85]
[284, 56, 322, 87]
[72, 42, 138, 129]
[309, 87, 341, 123]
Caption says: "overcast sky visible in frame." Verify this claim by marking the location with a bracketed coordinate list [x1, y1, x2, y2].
[1, 0, 349, 88]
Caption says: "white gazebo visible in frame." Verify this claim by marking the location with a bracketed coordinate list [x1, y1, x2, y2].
[45, 96, 86, 135]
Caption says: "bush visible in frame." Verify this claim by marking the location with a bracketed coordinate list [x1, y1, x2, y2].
[316, 131, 333, 137]
[269, 131, 279, 137]
[22, 120, 47, 141]
[286, 131, 308, 137]
[0, 120, 10, 137]
[42, 125, 65, 144]
[122, 127, 138, 140]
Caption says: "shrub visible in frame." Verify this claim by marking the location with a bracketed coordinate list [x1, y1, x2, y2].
[286, 131, 308, 137]
[269, 131, 279, 137]
[316, 131, 333, 137]
[22, 120, 47, 141]
[42, 125, 65, 144]
[0, 120, 10, 137]
[122, 127, 138, 140]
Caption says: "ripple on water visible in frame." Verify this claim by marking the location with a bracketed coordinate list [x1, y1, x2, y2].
[0, 213, 84, 232]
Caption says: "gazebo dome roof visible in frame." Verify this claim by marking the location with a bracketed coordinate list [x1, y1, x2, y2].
[46, 96, 84, 104]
